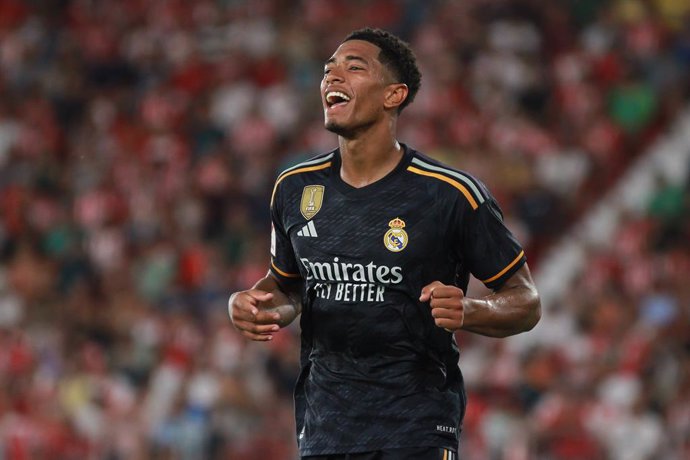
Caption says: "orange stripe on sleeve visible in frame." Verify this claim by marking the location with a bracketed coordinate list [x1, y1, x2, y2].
[407, 166, 478, 210]
[270, 162, 332, 205]
[481, 250, 525, 284]
[271, 260, 300, 279]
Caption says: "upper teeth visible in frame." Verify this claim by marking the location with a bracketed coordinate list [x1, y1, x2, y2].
[326, 91, 351, 103]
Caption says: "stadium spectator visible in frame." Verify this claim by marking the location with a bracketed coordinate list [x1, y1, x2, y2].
[0, 1, 689, 458]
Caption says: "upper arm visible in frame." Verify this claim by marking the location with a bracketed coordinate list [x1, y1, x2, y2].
[269, 180, 303, 284]
[454, 196, 526, 290]
[494, 263, 537, 294]
[492, 263, 541, 327]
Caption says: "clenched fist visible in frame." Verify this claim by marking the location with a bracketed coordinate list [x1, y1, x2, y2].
[228, 289, 282, 341]
[419, 281, 465, 332]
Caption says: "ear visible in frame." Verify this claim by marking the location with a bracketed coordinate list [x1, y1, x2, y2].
[383, 83, 408, 111]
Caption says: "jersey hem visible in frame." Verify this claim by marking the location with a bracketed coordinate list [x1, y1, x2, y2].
[298, 440, 458, 457]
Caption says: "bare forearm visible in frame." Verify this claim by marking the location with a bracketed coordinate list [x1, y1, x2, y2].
[461, 266, 541, 337]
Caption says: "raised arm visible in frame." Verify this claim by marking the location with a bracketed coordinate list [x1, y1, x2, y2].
[228, 273, 302, 341]
[420, 264, 540, 338]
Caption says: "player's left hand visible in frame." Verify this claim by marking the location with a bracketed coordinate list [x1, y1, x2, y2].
[419, 281, 465, 332]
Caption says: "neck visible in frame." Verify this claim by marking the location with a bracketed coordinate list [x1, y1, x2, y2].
[337, 120, 403, 188]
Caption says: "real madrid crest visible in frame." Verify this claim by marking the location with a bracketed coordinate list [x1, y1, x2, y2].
[300, 185, 324, 220]
[384, 217, 408, 252]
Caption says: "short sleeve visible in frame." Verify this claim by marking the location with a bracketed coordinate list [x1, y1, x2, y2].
[455, 196, 526, 290]
[269, 183, 302, 286]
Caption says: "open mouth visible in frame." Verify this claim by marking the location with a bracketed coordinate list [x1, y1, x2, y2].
[325, 91, 351, 108]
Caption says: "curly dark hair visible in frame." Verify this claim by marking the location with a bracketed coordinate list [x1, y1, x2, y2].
[344, 27, 421, 113]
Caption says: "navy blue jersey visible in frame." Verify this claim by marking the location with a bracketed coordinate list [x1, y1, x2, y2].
[269, 145, 526, 456]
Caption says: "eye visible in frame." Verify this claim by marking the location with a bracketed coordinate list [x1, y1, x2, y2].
[349, 66, 362, 71]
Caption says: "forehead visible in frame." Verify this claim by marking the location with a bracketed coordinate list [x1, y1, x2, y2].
[328, 39, 382, 63]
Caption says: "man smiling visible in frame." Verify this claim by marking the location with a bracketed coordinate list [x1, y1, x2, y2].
[229, 28, 541, 460]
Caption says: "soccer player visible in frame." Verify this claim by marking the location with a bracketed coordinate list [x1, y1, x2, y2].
[229, 28, 541, 460]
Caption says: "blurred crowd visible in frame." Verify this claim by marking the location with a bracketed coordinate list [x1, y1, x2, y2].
[0, 0, 689, 458]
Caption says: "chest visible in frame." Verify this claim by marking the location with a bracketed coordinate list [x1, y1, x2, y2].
[282, 182, 449, 270]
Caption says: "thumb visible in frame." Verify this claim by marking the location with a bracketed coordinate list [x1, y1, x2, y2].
[243, 290, 274, 314]
[419, 281, 444, 302]
[248, 289, 274, 302]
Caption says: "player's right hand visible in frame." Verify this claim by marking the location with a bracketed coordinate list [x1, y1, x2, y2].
[228, 289, 282, 341]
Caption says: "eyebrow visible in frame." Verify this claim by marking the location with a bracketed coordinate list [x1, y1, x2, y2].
[324, 55, 370, 67]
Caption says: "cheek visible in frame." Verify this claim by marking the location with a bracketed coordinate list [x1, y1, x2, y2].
[360, 89, 385, 112]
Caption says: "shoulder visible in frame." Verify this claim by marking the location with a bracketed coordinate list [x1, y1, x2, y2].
[276, 150, 335, 183]
[405, 150, 488, 211]
[271, 150, 335, 205]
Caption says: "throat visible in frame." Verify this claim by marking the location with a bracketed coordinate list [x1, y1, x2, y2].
[340, 171, 386, 188]
[339, 141, 403, 188]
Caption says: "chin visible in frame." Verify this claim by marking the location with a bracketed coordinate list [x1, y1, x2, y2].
[325, 120, 352, 137]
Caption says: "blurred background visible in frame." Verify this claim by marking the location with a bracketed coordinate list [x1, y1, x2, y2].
[1, 0, 689, 458]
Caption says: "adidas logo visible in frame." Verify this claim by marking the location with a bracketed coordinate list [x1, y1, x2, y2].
[297, 220, 318, 237]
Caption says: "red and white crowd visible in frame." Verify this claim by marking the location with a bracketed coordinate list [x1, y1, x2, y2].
[0, 1, 689, 458]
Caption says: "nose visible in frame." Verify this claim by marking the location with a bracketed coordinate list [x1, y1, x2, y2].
[324, 68, 344, 85]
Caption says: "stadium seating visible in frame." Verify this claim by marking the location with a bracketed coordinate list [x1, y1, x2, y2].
[0, 1, 688, 458]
